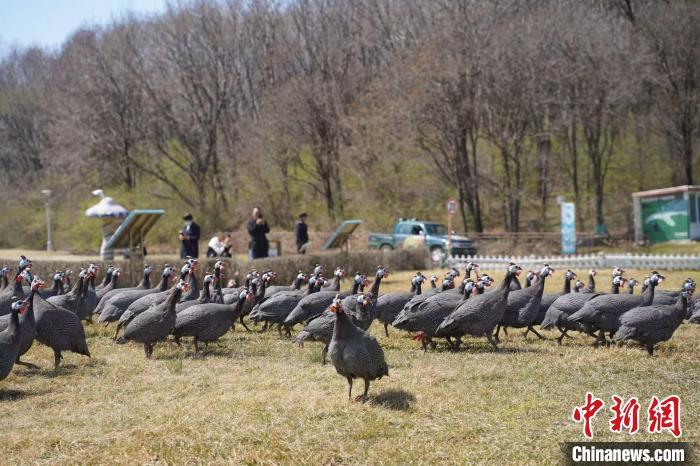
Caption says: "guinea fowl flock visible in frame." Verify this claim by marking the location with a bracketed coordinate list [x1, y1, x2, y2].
[0, 255, 698, 402]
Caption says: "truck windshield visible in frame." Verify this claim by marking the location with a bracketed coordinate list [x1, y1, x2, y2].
[424, 224, 448, 235]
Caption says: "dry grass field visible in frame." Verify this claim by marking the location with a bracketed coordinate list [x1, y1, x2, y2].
[1, 268, 699, 464]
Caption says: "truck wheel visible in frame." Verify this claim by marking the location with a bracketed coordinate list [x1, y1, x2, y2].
[380, 244, 393, 252]
[430, 246, 445, 262]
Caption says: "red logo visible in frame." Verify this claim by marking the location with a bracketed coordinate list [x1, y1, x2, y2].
[573, 393, 682, 439]
[572, 392, 605, 439]
[648, 395, 682, 438]
[609, 396, 640, 434]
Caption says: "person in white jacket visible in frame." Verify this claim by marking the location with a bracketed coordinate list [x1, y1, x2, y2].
[206, 234, 232, 257]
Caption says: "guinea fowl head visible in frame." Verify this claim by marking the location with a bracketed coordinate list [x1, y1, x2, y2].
[175, 279, 190, 292]
[356, 294, 372, 308]
[375, 265, 389, 280]
[263, 270, 276, 284]
[18, 255, 32, 271]
[11, 299, 28, 315]
[412, 272, 426, 286]
[328, 295, 344, 314]
[627, 278, 639, 289]
[525, 270, 536, 283]
[612, 267, 624, 277]
[442, 276, 455, 290]
[540, 264, 554, 278]
[53, 271, 63, 283]
[649, 271, 665, 285]
[105, 265, 115, 275]
[333, 267, 346, 278]
[240, 288, 255, 303]
[565, 270, 576, 281]
[462, 279, 474, 296]
[313, 264, 324, 276]
[507, 263, 522, 276]
[214, 260, 225, 272]
[31, 278, 46, 291]
[203, 273, 215, 286]
[466, 262, 479, 273]
[575, 280, 584, 291]
[144, 264, 154, 276]
[446, 267, 460, 279]
[297, 271, 309, 283]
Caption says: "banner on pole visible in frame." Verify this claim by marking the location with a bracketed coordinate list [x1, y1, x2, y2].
[561, 202, 576, 254]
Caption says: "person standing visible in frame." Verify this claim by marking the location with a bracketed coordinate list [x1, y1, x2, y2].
[295, 213, 309, 254]
[179, 213, 201, 258]
[247, 207, 270, 259]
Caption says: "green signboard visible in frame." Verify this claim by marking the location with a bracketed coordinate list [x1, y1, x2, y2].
[641, 197, 688, 243]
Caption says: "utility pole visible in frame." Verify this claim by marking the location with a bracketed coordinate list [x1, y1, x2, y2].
[40, 189, 53, 252]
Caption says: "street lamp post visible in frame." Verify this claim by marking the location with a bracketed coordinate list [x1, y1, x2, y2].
[40, 189, 53, 252]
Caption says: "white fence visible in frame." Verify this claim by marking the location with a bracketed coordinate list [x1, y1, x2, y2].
[446, 253, 700, 271]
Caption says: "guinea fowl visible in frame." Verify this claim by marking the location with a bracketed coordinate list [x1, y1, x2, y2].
[47, 268, 93, 321]
[95, 264, 153, 316]
[98, 265, 172, 328]
[283, 272, 368, 330]
[250, 275, 321, 336]
[0, 256, 32, 316]
[531, 269, 576, 329]
[568, 272, 665, 345]
[495, 265, 554, 342]
[118, 279, 189, 358]
[328, 297, 388, 402]
[96, 267, 120, 301]
[294, 294, 374, 364]
[173, 288, 254, 353]
[36, 271, 65, 299]
[434, 263, 522, 351]
[238, 271, 275, 330]
[263, 271, 308, 299]
[540, 285, 600, 345]
[393, 275, 455, 327]
[0, 278, 45, 368]
[580, 270, 597, 293]
[0, 266, 11, 290]
[210, 261, 226, 304]
[176, 273, 215, 313]
[613, 283, 694, 355]
[33, 286, 91, 370]
[95, 266, 115, 294]
[375, 272, 427, 337]
[393, 278, 475, 350]
[509, 268, 523, 291]
[626, 278, 639, 294]
[322, 267, 346, 292]
[83, 264, 100, 320]
[0, 300, 24, 381]
[115, 262, 193, 339]
[610, 275, 626, 294]
[523, 270, 537, 288]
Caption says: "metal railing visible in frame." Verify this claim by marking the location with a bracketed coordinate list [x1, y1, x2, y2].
[446, 253, 700, 270]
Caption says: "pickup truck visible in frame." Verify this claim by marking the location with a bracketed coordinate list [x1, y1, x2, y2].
[368, 219, 477, 262]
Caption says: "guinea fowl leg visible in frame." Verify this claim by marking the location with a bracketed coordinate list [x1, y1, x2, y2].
[502, 327, 508, 336]
[346, 377, 353, 400]
[523, 328, 529, 338]
[646, 344, 654, 356]
[261, 321, 268, 333]
[355, 379, 370, 403]
[239, 315, 252, 332]
[144, 343, 154, 358]
[384, 323, 389, 338]
[15, 356, 39, 369]
[322, 343, 329, 365]
[450, 336, 462, 352]
[193, 338, 200, 354]
[53, 350, 62, 370]
[277, 324, 284, 337]
[485, 332, 499, 352]
[526, 326, 546, 340]
[493, 325, 501, 344]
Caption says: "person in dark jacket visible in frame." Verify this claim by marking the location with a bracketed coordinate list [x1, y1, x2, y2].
[295, 213, 309, 254]
[247, 207, 270, 259]
[179, 213, 201, 258]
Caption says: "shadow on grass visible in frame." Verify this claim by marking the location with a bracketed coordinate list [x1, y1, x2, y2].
[371, 389, 416, 411]
[0, 387, 49, 401]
